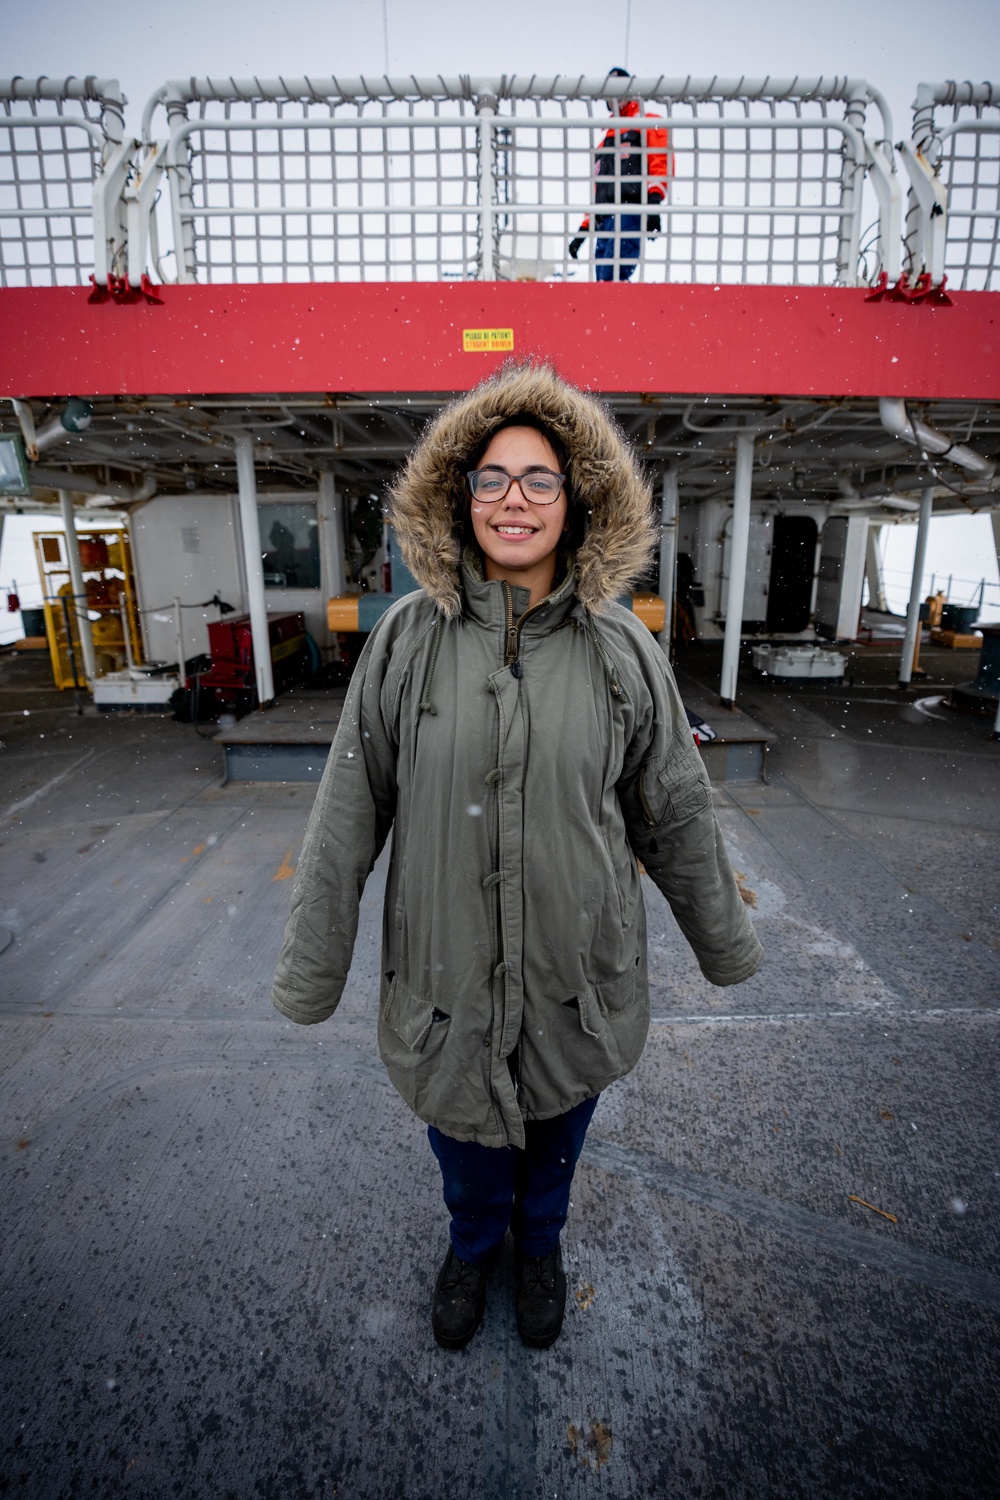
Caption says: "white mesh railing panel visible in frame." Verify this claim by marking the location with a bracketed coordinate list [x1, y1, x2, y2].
[169, 97, 483, 283]
[907, 84, 1000, 290]
[493, 95, 859, 285]
[936, 115, 999, 291]
[0, 80, 121, 287]
[147, 77, 881, 286]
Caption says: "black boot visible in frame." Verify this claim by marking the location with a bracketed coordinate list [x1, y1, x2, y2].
[431, 1245, 489, 1349]
[514, 1244, 566, 1348]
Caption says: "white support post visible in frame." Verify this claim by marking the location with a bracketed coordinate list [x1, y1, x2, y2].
[477, 100, 496, 280]
[657, 470, 679, 658]
[865, 523, 888, 613]
[898, 141, 949, 286]
[317, 469, 345, 606]
[234, 434, 275, 706]
[837, 91, 867, 286]
[172, 597, 186, 684]
[899, 486, 934, 687]
[720, 434, 754, 706]
[165, 98, 198, 283]
[125, 141, 166, 286]
[92, 137, 135, 287]
[57, 490, 97, 684]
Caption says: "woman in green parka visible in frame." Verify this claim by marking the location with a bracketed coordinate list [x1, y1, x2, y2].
[271, 362, 762, 1350]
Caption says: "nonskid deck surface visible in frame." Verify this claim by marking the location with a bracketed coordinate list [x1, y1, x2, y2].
[1, 647, 997, 1499]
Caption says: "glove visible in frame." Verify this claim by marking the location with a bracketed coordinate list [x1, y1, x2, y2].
[646, 215, 661, 235]
[568, 236, 584, 260]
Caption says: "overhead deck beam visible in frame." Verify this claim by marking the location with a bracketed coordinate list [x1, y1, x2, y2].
[1, 285, 998, 401]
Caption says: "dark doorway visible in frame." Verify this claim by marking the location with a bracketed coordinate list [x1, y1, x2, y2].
[766, 515, 817, 633]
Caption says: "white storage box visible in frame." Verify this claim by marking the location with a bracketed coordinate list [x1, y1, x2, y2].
[92, 669, 181, 710]
[751, 645, 847, 680]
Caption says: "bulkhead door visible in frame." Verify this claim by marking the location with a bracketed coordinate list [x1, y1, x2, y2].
[766, 515, 817, 633]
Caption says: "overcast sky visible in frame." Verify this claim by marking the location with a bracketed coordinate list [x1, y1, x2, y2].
[7, 0, 998, 145]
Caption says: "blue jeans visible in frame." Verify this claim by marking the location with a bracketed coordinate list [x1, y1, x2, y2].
[428, 1094, 600, 1263]
[594, 212, 641, 281]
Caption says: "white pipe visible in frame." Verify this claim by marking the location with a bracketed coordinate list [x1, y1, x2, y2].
[318, 469, 345, 601]
[865, 524, 888, 613]
[234, 433, 275, 706]
[879, 398, 996, 481]
[120, 602, 136, 671]
[11, 400, 38, 459]
[720, 433, 754, 706]
[478, 101, 496, 280]
[57, 490, 97, 684]
[172, 597, 186, 684]
[31, 467, 156, 503]
[899, 486, 934, 687]
[657, 470, 679, 658]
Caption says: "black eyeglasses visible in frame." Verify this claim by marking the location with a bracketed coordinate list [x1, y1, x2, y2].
[467, 468, 566, 505]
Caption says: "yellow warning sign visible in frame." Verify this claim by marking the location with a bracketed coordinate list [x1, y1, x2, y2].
[462, 328, 515, 353]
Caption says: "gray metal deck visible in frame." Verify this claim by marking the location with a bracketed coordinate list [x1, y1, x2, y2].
[1, 642, 998, 1499]
[212, 691, 346, 784]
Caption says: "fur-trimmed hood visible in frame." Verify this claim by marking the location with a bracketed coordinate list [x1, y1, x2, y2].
[388, 362, 659, 616]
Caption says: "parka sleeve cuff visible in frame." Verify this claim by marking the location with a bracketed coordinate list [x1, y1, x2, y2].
[696, 923, 764, 987]
[270, 986, 338, 1025]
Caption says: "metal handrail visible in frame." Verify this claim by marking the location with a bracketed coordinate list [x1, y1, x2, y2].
[141, 73, 893, 140]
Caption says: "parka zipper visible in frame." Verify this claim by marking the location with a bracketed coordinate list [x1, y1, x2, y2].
[502, 582, 547, 677]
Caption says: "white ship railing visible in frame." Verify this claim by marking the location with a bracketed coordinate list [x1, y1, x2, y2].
[0, 77, 131, 288]
[135, 74, 899, 288]
[902, 81, 1000, 290]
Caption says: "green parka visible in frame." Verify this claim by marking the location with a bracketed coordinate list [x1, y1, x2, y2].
[271, 364, 762, 1147]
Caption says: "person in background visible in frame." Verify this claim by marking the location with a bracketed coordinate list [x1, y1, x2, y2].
[271, 362, 761, 1353]
[569, 68, 673, 281]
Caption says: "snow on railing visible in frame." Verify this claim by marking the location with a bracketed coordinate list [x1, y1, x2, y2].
[902, 81, 1000, 290]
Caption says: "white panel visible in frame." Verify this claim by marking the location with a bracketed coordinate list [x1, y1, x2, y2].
[131, 494, 243, 665]
[836, 515, 869, 640]
[742, 512, 772, 624]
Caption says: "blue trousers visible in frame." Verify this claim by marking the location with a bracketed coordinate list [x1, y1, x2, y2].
[428, 1094, 599, 1264]
[594, 212, 641, 281]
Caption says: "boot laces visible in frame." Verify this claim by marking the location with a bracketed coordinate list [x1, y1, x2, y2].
[444, 1255, 484, 1298]
[520, 1252, 557, 1294]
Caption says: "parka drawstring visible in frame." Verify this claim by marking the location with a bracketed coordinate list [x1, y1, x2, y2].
[417, 614, 446, 717]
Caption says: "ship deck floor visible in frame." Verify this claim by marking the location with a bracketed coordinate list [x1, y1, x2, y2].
[1, 632, 998, 1500]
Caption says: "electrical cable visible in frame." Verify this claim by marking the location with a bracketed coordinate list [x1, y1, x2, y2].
[903, 401, 1000, 501]
[138, 593, 235, 614]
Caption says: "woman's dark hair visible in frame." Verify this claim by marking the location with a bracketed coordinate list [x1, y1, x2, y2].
[461, 414, 587, 556]
[469, 414, 569, 476]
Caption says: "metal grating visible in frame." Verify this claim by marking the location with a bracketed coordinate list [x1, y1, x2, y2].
[143, 75, 893, 288]
[0, 78, 124, 288]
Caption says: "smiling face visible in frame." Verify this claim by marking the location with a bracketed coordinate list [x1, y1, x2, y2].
[468, 425, 569, 608]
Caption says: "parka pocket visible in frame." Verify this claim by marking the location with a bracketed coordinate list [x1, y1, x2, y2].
[381, 972, 445, 1053]
[638, 751, 712, 828]
[569, 965, 639, 1041]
